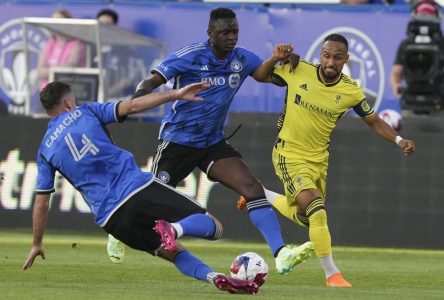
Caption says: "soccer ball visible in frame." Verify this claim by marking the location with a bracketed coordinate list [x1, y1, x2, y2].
[378, 109, 403, 132]
[230, 252, 268, 286]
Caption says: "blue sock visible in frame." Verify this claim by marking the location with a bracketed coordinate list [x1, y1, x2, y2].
[177, 214, 215, 239]
[247, 198, 285, 255]
[174, 250, 213, 282]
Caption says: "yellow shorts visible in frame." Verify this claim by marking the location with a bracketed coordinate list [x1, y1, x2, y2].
[272, 148, 328, 206]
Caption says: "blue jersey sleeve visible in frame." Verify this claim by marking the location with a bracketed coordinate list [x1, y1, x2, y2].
[243, 49, 262, 76]
[36, 152, 56, 194]
[153, 52, 189, 82]
[83, 102, 120, 124]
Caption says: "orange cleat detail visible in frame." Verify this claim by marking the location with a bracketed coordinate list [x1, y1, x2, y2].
[326, 272, 352, 288]
[236, 196, 247, 210]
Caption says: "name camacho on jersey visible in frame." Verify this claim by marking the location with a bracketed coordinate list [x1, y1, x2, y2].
[272, 60, 374, 162]
[36, 102, 154, 227]
[153, 40, 262, 148]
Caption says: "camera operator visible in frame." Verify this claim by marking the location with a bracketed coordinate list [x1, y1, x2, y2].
[390, 0, 444, 113]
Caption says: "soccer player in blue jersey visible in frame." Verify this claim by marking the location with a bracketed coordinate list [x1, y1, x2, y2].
[22, 81, 260, 295]
[107, 7, 314, 274]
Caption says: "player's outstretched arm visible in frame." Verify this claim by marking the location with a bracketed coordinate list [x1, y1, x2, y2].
[118, 82, 208, 117]
[362, 113, 416, 156]
[132, 73, 166, 98]
[253, 44, 294, 82]
[23, 194, 50, 270]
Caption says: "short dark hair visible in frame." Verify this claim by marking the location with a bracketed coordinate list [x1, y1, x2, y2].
[324, 34, 349, 50]
[40, 81, 72, 113]
[54, 9, 72, 19]
[209, 7, 236, 27]
[96, 8, 119, 24]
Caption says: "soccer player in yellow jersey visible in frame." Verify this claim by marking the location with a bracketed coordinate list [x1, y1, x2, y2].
[249, 33, 416, 287]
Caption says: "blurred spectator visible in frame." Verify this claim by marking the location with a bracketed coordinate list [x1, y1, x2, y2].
[37, 9, 86, 91]
[390, 0, 440, 98]
[96, 8, 135, 98]
[97, 8, 118, 25]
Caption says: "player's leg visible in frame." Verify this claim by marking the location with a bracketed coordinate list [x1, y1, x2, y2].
[263, 188, 309, 228]
[105, 186, 258, 294]
[237, 185, 309, 228]
[107, 140, 200, 263]
[155, 220, 259, 294]
[208, 156, 284, 251]
[296, 188, 351, 288]
[202, 141, 285, 256]
[202, 141, 312, 274]
[157, 242, 259, 294]
[273, 152, 350, 286]
[235, 150, 304, 228]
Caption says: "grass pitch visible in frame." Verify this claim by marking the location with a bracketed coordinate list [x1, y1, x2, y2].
[1, 230, 444, 300]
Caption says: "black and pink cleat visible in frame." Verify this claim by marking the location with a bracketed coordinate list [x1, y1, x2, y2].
[213, 274, 259, 295]
[153, 219, 176, 251]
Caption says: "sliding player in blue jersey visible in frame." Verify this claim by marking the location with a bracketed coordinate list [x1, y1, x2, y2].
[22, 81, 260, 295]
[107, 7, 313, 275]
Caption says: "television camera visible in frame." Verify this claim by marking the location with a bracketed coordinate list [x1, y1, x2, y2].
[400, 0, 444, 113]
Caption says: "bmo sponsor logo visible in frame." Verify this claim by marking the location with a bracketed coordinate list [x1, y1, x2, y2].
[202, 76, 226, 86]
[202, 73, 240, 89]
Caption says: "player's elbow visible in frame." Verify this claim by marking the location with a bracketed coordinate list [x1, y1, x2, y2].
[118, 100, 139, 117]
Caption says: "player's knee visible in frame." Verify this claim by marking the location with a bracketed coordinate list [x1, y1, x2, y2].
[296, 211, 310, 228]
[238, 178, 263, 199]
[305, 198, 327, 226]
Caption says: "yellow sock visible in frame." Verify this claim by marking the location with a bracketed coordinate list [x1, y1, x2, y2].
[307, 199, 331, 257]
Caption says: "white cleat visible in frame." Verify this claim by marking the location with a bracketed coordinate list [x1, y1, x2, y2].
[107, 234, 125, 264]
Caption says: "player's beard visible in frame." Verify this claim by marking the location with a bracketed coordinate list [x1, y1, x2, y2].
[320, 66, 340, 81]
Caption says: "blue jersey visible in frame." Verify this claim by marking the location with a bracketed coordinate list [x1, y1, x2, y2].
[153, 40, 262, 148]
[35, 102, 154, 226]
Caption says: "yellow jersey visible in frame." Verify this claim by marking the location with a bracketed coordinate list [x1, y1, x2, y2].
[272, 60, 374, 162]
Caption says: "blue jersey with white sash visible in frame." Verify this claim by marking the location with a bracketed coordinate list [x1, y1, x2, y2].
[35, 102, 154, 226]
[153, 40, 262, 148]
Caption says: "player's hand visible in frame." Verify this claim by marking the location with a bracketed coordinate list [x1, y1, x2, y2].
[175, 82, 209, 102]
[274, 44, 299, 73]
[272, 44, 293, 61]
[23, 245, 45, 270]
[398, 139, 415, 156]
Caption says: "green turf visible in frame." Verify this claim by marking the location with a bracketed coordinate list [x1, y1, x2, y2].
[1, 230, 444, 300]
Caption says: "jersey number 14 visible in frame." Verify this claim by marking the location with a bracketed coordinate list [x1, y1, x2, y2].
[64, 133, 99, 161]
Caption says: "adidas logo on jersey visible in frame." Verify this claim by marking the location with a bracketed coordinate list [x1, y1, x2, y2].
[200, 65, 209, 71]
[299, 83, 308, 91]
